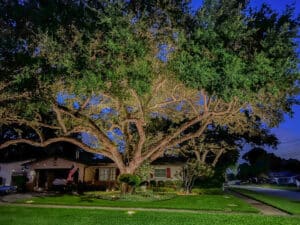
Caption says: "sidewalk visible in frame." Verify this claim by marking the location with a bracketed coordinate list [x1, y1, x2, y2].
[227, 190, 289, 216]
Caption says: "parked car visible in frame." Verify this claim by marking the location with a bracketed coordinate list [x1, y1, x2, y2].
[295, 176, 300, 188]
[0, 186, 17, 195]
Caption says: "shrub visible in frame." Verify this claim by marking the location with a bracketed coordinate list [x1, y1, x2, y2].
[191, 188, 205, 195]
[152, 187, 175, 193]
[164, 180, 174, 187]
[150, 180, 157, 187]
[139, 181, 149, 187]
[118, 174, 141, 187]
[191, 188, 223, 195]
[135, 161, 154, 181]
[173, 180, 183, 190]
[157, 180, 165, 187]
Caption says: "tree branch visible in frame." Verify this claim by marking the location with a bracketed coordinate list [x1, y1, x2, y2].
[2, 117, 61, 130]
[145, 115, 211, 161]
[53, 105, 67, 134]
[0, 137, 113, 157]
[212, 148, 225, 167]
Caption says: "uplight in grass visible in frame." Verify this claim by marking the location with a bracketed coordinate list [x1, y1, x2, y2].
[227, 204, 237, 207]
[223, 196, 230, 199]
[126, 211, 136, 216]
[25, 200, 34, 204]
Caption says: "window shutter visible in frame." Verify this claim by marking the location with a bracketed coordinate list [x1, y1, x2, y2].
[166, 168, 171, 178]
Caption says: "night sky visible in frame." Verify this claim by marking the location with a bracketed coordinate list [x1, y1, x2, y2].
[191, 0, 300, 160]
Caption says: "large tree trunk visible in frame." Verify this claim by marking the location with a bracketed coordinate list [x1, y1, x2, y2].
[119, 165, 138, 195]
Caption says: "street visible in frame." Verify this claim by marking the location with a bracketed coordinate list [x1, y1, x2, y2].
[230, 185, 300, 201]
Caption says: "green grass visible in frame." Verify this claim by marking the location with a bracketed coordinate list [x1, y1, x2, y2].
[232, 188, 300, 215]
[17, 193, 258, 213]
[1, 206, 300, 225]
[84, 191, 176, 201]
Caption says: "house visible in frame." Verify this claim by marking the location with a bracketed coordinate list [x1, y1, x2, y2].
[151, 157, 184, 182]
[269, 171, 300, 186]
[0, 159, 33, 186]
[24, 157, 87, 191]
[20, 156, 184, 191]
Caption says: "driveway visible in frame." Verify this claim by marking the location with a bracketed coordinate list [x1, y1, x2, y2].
[230, 185, 300, 201]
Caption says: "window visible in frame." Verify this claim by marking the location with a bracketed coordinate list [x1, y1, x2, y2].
[98, 168, 116, 181]
[154, 169, 166, 178]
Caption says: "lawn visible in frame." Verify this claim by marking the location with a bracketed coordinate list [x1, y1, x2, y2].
[1, 206, 300, 225]
[232, 188, 300, 215]
[17, 193, 258, 213]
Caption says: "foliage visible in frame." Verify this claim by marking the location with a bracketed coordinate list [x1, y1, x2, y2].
[182, 160, 214, 193]
[242, 147, 270, 176]
[172, 0, 299, 103]
[237, 163, 253, 180]
[11, 174, 27, 192]
[191, 188, 223, 195]
[0, 0, 299, 186]
[195, 150, 240, 188]
[152, 187, 176, 193]
[179, 121, 278, 188]
[238, 148, 300, 180]
[163, 180, 183, 190]
[118, 174, 141, 187]
[84, 190, 175, 202]
[135, 161, 154, 181]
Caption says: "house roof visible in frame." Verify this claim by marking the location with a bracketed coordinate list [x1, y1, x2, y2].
[20, 155, 187, 167]
[22, 156, 90, 166]
[269, 171, 299, 177]
[151, 156, 187, 165]
[0, 159, 35, 165]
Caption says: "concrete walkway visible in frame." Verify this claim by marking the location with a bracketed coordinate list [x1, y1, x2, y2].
[0, 193, 51, 203]
[229, 185, 300, 201]
[227, 190, 289, 216]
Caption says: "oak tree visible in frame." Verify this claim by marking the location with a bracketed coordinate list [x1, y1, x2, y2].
[1, 0, 299, 179]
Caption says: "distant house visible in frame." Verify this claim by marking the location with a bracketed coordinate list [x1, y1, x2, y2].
[18, 156, 184, 191]
[295, 176, 300, 188]
[269, 171, 300, 186]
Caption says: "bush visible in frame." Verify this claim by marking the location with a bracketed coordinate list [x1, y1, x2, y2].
[84, 190, 176, 202]
[157, 180, 165, 187]
[118, 174, 141, 187]
[11, 174, 27, 192]
[191, 188, 223, 195]
[164, 180, 183, 190]
[150, 180, 157, 187]
[139, 181, 149, 187]
[164, 180, 174, 187]
[152, 187, 175, 193]
[173, 180, 183, 190]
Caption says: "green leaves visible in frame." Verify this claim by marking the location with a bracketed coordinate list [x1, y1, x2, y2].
[172, 0, 299, 104]
[0, 0, 299, 166]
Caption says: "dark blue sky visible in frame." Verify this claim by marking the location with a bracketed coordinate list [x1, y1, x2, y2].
[191, 0, 300, 160]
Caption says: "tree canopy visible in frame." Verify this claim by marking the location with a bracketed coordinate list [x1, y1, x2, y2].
[1, 0, 299, 175]
[238, 147, 300, 180]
